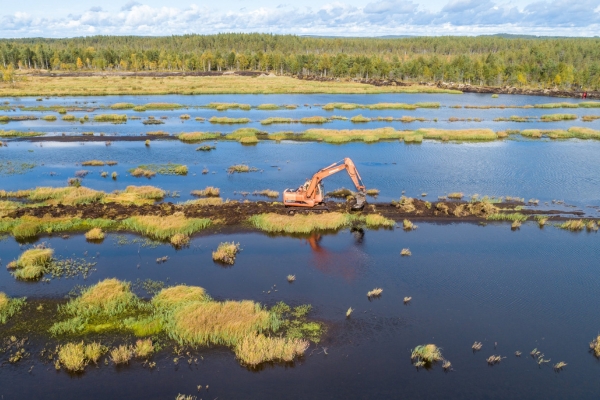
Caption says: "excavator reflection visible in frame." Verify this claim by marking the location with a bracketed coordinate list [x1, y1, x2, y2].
[303, 230, 365, 281]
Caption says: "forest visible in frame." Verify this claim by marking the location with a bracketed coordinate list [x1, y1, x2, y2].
[1, 33, 600, 89]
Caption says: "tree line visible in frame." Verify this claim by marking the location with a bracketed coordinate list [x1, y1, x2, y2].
[1, 33, 599, 89]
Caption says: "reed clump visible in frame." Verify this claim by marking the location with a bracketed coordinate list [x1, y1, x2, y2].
[403, 219, 416, 230]
[62, 115, 76, 121]
[93, 114, 127, 123]
[146, 131, 169, 136]
[212, 242, 240, 264]
[235, 334, 309, 366]
[11, 246, 54, 280]
[589, 335, 600, 357]
[367, 288, 383, 298]
[63, 278, 138, 318]
[121, 214, 211, 240]
[110, 345, 133, 364]
[190, 198, 223, 206]
[582, 115, 600, 122]
[0, 292, 26, 324]
[178, 132, 220, 142]
[133, 106, 146, 112]
[152, 285, 207, 310]
[130, 168, 156, 178]
[209, 117, 250, 124]
[134, 339, 154, 358]
[191, 187, 220, 197]
[85, 228, 104, 241]
[180, 114, 190, 120]
[304, 127, 402, 143]
[368, 103, 417, 110]
[58, 342, 87, 371]
[401, 248, 411, 256]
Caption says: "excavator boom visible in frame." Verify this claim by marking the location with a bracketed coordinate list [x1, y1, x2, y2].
[283, 158, 367, 209]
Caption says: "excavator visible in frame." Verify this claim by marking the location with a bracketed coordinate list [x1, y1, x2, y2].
[283, 157, 367, 210]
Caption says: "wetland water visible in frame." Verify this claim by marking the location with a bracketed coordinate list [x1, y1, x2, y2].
[1, 93, 600, 399]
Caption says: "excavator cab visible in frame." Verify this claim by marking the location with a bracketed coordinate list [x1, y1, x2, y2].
[283, 158, 367, 210]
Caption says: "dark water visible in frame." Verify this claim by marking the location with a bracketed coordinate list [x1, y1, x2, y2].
[2, 93, 599, 135]
[2, 93, 600, 399]
[1, 223, 600, 399]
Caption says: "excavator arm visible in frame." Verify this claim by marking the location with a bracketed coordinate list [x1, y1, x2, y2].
[305, 158, 365, 198]
[283, 157, 367, 209]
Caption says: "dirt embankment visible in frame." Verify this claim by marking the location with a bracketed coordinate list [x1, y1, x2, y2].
[7, 199, 585, 226]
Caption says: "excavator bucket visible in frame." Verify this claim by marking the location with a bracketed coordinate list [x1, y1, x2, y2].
[352, 192, 367, 210]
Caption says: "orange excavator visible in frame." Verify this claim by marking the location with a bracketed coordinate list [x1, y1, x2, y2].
[283, 157, 367, 210]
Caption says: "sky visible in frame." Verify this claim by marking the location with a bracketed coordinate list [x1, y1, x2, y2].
[1, 0, 600, 38]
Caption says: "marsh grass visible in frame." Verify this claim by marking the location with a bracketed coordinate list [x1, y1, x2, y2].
[209, 117, 250, 124]
[369, 103, 417, 110]
[146, 131, 169, 136]
[191, 187, 220, 197]
[42, 115, 57, 121]
[540, 113, 577, 121]
[180, 114, 190, 120]
[350, 115, 371, 123]
[0, 292, 26, 324]
[590, 335, 600, 357]
[178, 132, 220, 142]
[253, 189, 279, 198]
[62, 115, 76, 121]
[58, 342, 87, 371]
[401, 248, 411, 256]
[558, 220, 586, 231]
[364, 214, 395, 228]
[63, 279, 139, 318]
[0, 130, 44, 137]
[228, 164, 255, 173]
[366, 189, 379, 196]
[130, 168, 157, 178]
[170, 233, 190, 247]
[85, 228, 104, 241]
[346, 307, 353, 317]
[121, 214, 211, 240]
[416, 128, 496, 141]
[256, 104, 280, 110]
[134, 163, 188, 175]
[367, 288, 383, 298]
[212, 242, 240, 264]
[403, 219, 416, 230]
[208, 102, 251, 111]
[534, 102, 578, 108]
[304, 127, 402, 143]
[235, 334, 309, 366]
[403, 134, 423, 143]
[287, 275, 296, 282]
[261, 117, 293, 125]
[567, 127, 600, 139]
[582, 115, 600, 122]
[580, 102, 600, 108]
[411, 344, 443, 363]
[300, 116, 329, 124]
[249, 212, 354, 234]
[189, 197, 223, 206]
[81, 160, 106, 166]
[240, 136, 259, 144]
[144, 103, 182, 110]
[110, 103, 135, 110]
[447, 192, 464, 199]
[152, 285, 207, 310]
[93, 114, 127, 123]
[326, 188, 354, 198]
[487, 213, 527, 222]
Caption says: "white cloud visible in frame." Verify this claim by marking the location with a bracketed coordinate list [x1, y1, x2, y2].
[0, 0, 599, 37]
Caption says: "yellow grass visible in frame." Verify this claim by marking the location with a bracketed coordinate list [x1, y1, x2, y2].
[567, 127, 600, 139]
[110, 102, 135, 109]
[146, 130, 169, 136]
[84, 342, 105, 363]
[235, 334, 309, 366]
[209, 117, 250, 124]
[130, 167, 156, 178]
[364, 214, 395, 228]
[81, 160, 105, 166]
[401, 248, 411, 256]
[212, 242, 240, 264]
[66, 279, 137, 317]
[367, 288, 383, 297]
[85, 228, 104, 240]
[12, 247, 53, 280]
[0, 75, 458, 96]
[261, 117, 293, 125]
[28, 186, 104, 206]
[0, 293, 8, 311]
[94, 114, 127, 123]
[152, 285, 207, 309]
[168, 300, 274, 346]
[110, 345, 132, 364]
[190, 197, 224, 206]
[240, 136, 259, 144]
[300, 116, 329, 124]
[350, 115, 371, 123]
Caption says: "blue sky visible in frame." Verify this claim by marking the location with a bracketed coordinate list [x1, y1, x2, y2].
[2, 0, 600, 38]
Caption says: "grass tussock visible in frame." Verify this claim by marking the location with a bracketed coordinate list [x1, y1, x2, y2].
[487, 213, 528, 222]
[304, 127, 402, 143]
[558, 220, 586, 231]
[350, 115, 371, 123]
[42, 115, 57, 121]
[212, 242, 240, 264]
[209, 117, 250, 124]
[144, 103, 183, 110]
[189, 197, 223, 206]
[58, 342, 87, 371]
[540, 113, 577, 121]
[235, 334, 309, 366]
[178, 132, 220, 142]
[366, 189, 380, 196]
[590, 335, 600, 357]
[85, 228, 104, 241]
[121, 213, 211, 240]
[256, 104, 280, 110]
[254, 189, 279, 198]
[191, 187, 220, 197]
[152, 285, 207, 310]
[580, 102, 600, 108]
[240, 136, 258, 144]
[368, 103, 417, 110]
[134, 339, 154, 358]
[0, 292, 26, 324]
[208, 102, 251, 111]
[447, 192, 464, 199]
[81, 160, 105, 166]
[401, 248, 411, 256]
[582, 115, 600, 122]
[534, 102, 578, 109]
[93, 114, 128, 123]
[63, 278, 138, 318]
[110, 345, 133, 364]
[228, 164, 252, 173]
[567, 126, 600, 139]
[411, 344, 443, 363]
[146, 130, 169, 136]
[11, 246, 54, 280]
[130, 168, 156, 178]
[364, 214, 395, 228]
[0, 130, 45, 137]
[367, 288, 383, 298]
